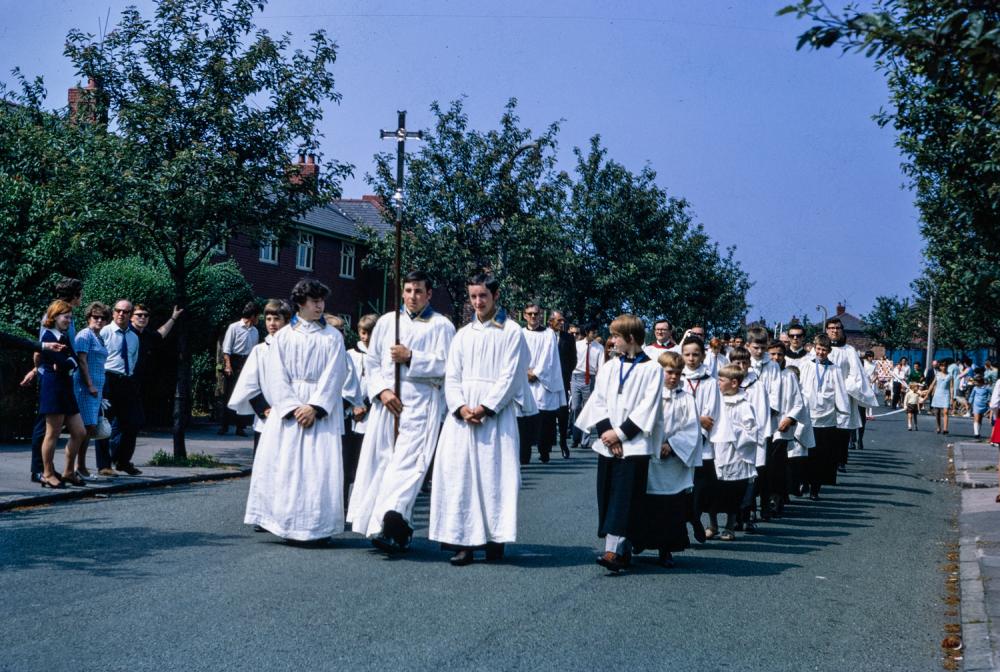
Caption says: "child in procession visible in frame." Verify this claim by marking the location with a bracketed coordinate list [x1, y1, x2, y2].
[712, 364, 758, 541]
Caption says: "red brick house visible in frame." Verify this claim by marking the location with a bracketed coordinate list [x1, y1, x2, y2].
[215, 194, 393, 329]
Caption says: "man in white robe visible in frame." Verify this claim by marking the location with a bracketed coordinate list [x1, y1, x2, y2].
[799, 335, 852, 498]
[767, 340, 815, 513]
[429, 273, 534, 566]
[819, 318, 879, 467]
[244, 280, 347, 543]
[348, 271, 455, 553]
[519, 303, 565, 464]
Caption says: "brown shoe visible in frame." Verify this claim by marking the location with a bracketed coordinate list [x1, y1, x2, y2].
[98, 468, 117, 477]
[596, 551, 627, 572]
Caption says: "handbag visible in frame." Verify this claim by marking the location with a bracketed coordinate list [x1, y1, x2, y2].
[94, 408, 112, 440]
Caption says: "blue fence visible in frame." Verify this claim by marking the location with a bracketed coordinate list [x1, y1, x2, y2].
[888, 348, 993, 367]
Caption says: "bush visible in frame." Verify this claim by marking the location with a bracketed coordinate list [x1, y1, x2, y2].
[82, 257, 255, 425]
[0, 323, 41, 440]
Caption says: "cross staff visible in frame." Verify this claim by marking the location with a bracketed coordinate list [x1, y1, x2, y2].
[380, 111, 423, 433]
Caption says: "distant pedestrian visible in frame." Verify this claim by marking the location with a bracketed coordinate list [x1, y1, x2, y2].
[550, 310, 576, 459]
[969, 375, 991, 439]
[928, 360, 954, 434]
[220, 301, 260, 436]
[904, 383, 927, 431]
[570, 324, 602, 449]
[72, 302, 111, 477]
[37, 300, 87, 488]
[891, 357, 910, 409]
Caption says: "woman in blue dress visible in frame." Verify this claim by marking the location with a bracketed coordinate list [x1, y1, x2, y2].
[73, 302, 111, 478]
[38, 300, 88, 488]
[929, 359, 955, 435]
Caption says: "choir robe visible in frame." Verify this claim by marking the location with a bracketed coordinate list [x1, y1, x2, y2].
[823, 343, 879, 430]
[348, 306, 455, 537]
[713, 391, 758, 512]
[342, 353, 365, 428]
[429, 309, 534, 547]
[576, 352, 664, 541]
[748, 356, 784, 466]
[773, 368, 815, 451]
[799, 358, 852, 486]
[228, 336, 274, 434]
[684, 365, 730, 519]
[522, 326, 566, 410]
[704, 350, 729, 378]
[244, 319, 348, 540]
[347, 342, 370, 434]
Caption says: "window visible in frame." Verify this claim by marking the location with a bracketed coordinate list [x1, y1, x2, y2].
[259, 233, 278, 264]
[340, 242, 355, 278]
[296, 232, 314, 270]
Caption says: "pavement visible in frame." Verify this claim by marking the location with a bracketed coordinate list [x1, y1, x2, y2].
[953, 430, 1000, 671]
[0, 409, 968, 671]
[0, 423, 253, 511]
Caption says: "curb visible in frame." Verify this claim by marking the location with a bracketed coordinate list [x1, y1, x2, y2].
[960, 519, 997, 670]
[954, 443, 997, 489]
[0, 467, 251, 513]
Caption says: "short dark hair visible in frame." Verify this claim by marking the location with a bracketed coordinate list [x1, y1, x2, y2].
[728, 346, 750, 364]
[767, 340, 786, 354]
[241, 301, 260, 319]
[824, 317, 843, 329]
[263, 299, 292, 322]
[654, 318, 671, 329]
[813, 334, 832, 349]
[786, 324, 805, 335]
[290, 278, 330, 306]
[466, 272, 499, 294]
[54, 277, 83, 301]
[746, 325, 769, 346]
[680, 335, 705, 352]
[403, 270, 433, 291]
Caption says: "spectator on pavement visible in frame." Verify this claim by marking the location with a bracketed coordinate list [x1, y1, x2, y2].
[928, 359, 955, 434]
[38, 300, 86, 488]
[891, 357, 910, 409]
[219, 302, 259, 436]
[95, 299, 143, 476]
[130, 303, 183, 427]
[72, 302, 110, 477]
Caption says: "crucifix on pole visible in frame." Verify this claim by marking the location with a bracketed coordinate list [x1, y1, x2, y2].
[380, 111, 423, 428]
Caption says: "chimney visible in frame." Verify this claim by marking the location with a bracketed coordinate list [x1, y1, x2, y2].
[289, 153, 319, 188]
[68, 77, 106, 126]
[836, 303, 846, 316]
[362, 194, 386, 211]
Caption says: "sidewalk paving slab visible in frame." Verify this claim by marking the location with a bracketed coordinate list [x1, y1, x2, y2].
[954, 440, 1000, 671]
[0, 425, 254, 512]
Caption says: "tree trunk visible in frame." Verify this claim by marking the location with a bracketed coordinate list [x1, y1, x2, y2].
[171, 265, 190, 459]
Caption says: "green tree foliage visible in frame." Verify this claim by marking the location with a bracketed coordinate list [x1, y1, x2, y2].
[862, 294, 918, 354]
[363, 102, 751, 333]
[781, 1, 1000, 352]
[62, 0, 352, 454]
[563, 137, 751, 332]
[365, 98, 568, 319]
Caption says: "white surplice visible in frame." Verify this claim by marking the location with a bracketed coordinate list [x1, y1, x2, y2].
[347, 342, 370, 434]
[574, 354, 664, 458]
[348, 307, 455, 536]
[429, 309, 534, 547]
[243, 318, 348, 540]
[822, 343, 879, 429]
[342, 352, 365, 431]
[704, 350, 729, 378]
[228, 335, 273, 433]
[773, 367, 815, 456]
[799, 358, 852, 429]
[713, 391, 758, 481]
[647, 386, 701, 495]
[683, 365, 727, 460]
[522, 326, 566, 410]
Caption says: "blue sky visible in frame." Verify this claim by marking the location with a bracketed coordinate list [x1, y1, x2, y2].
[0, 0, 921, 325]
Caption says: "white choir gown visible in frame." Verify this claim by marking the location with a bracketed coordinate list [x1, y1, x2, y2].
[522, 326, 566, 410]
[228, 335, 273, 434]
[243, 318, 348, 540]
[647, 386, 701, 495]
[348, 306, 455, 537]
[774, 367, 815, 455]
[429, 309, 534, 547]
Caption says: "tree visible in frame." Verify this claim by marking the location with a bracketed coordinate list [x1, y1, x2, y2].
[63, 0, 351, 456]
[862, 294, 918, 355]
[562, 136, 751, 333]
[781, 1, 1000, 353]
[364, 98, 568, 321]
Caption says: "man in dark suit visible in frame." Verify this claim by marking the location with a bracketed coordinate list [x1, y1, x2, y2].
[549, 311, 576, 459]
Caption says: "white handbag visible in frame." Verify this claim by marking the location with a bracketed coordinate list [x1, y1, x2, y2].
[94, 409, 112, 440]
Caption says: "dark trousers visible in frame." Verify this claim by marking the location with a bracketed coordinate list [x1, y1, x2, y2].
[221, 354, 251, 431]
[342, 429, 363, 509]
[555, 398, 570, 450]
[759, 438, 788, 514]
[30, 413, 45, 475]
[96, 372, 142, 469]
[854, 411, 868, 450]
[891, 382, 903, 409]
[518, 413, 543, 464]
[692, 459, 718, 519]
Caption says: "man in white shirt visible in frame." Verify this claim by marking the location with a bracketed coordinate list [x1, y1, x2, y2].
[96, 299, 143, 476]
[570, 324, 603, 449]
[220, 301, 260, 436]
[519, 304, 565, 464]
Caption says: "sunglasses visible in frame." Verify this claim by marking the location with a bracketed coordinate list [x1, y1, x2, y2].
[113, 308, 132, 314]
[133, 312, 149, 318]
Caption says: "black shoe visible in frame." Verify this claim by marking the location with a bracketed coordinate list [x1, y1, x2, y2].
[30, 472, 43, 484]
[449, 549, 474, 566]
[485, 542, 505, 562]
[382, 510, 413, 550]
[691, 518, 707, 544]
[235, 428, 249, 437]
[539, 451, 550, 464]
[596, 551, 627, 572]
[809, 494, 820, 501]
[372, 534, 403, 554]
[657, 550, 675, 568]
[118, 463, 143, 476]
[560, 445, 570, 459]
[837, 465, 847, 473]
[217, 427, 229, 435]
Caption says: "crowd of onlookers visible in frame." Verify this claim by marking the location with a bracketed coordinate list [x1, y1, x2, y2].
[17, 277, 182, 488]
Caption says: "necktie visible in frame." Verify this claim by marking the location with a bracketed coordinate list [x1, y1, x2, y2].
[121, 328, 130, 376]
[584, 344, 591, 385]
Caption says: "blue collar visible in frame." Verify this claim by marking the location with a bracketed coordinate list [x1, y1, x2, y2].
[490, 307, 508, 327]
[400, 304, 435, 321]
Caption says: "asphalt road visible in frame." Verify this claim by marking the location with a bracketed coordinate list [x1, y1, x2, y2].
[1, 410, 961, 671]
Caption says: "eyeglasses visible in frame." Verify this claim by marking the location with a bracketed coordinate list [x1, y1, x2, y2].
[524, 312, 540, 317]
[113, 308, 132, 314]
[133, 312, 149, 318]
[789, 333, 804, 338]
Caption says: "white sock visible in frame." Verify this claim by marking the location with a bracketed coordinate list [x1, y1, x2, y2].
[605, 534, 627, 554]
[974, 421, 981, 436]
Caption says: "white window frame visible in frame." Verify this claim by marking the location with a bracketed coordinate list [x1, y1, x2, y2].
[340, 242, 356, 279]
[296, 231, 314, 271]
[259, 233, 278, 265]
